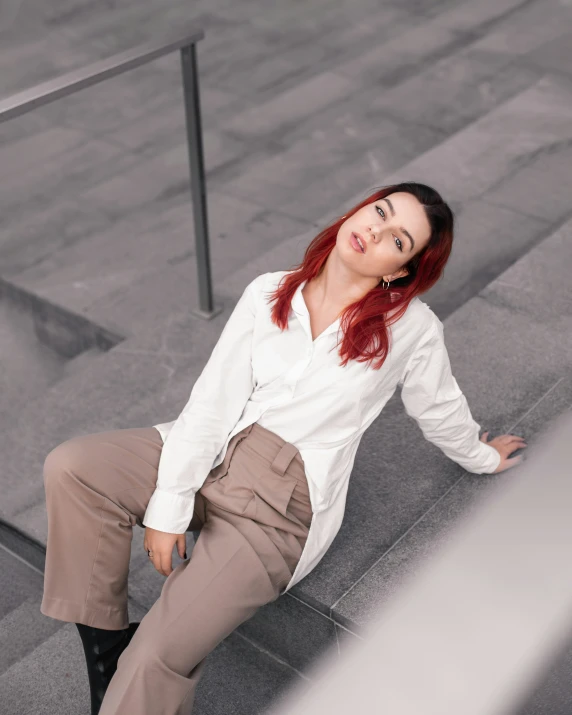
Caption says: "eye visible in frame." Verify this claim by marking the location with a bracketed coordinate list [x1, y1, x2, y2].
[376, 205, 403, 252]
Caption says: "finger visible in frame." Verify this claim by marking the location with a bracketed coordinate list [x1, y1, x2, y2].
[159, 556, 172, 577]
[177, 537, 186, 560]
[506, 439, 527, 450]
[149, 553, 165, 577]
[155, 554, 163, 575]
[149, 554, 160, 574]
[501, 434, 527, 444]
[502, 439, 525, 450]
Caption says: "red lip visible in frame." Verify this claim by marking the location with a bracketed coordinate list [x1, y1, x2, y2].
[352, 232, 366, 253]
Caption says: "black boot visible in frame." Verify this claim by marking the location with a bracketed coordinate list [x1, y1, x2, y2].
[76, 621, 140, 715]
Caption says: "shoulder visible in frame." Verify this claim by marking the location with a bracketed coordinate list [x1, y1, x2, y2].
[243, 271, 272, 296]
[242, 271, 290, 310]
[392, 297, 441, 338]
[396, 302, 445, 384]
[413, 298, 441, 332]
[411, 300, 443, 348]
[266, 269, 293, 286]
[248, 269, 292, 297]
[393, 298, 443, 370]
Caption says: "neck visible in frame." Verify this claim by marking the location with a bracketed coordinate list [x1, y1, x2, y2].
[309, 255, 380, 310]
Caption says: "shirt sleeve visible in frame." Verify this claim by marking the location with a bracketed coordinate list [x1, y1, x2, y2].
[143, 274, 263, 533]
[398, 319, 501, 475]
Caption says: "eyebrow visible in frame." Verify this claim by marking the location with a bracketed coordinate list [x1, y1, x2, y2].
[383, 198, 415, 252]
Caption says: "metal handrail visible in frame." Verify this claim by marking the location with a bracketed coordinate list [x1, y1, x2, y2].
[0, 27, 223, 320]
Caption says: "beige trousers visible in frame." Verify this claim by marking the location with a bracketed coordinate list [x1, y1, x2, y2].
[40, 421, 312, 714]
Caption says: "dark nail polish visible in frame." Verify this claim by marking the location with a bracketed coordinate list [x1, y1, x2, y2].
[184, 552, 187, 559]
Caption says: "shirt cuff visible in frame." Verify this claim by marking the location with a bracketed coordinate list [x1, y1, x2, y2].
[142, 488, 196, 534]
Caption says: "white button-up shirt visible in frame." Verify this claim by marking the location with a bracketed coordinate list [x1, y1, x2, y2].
[147, 269, 501, 593]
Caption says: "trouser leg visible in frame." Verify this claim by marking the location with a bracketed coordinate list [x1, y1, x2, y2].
[40, 426, 194, 630]
[99, 507, 281, 715]
[41, 420, 311, 715]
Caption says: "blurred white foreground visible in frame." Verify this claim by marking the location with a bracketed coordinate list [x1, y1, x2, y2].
[265, 410, 572, 715]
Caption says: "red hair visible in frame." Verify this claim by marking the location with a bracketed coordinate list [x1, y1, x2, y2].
[264, 182, 454, 370]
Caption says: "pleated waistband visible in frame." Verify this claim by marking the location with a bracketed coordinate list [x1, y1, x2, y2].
[234, 421, 307, 483]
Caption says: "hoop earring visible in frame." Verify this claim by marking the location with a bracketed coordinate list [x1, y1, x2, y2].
[382, 279, 390, 290]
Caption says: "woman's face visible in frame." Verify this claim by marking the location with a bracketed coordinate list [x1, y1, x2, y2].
[338, 192, 433, 282]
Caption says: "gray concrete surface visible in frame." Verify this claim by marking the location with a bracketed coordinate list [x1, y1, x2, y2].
[0, 0, 571, 712]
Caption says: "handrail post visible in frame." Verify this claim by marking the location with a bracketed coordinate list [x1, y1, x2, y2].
[180, 43, 223, 320]
[0, 27, 222, 322]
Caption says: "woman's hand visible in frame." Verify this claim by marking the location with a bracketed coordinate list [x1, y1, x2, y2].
[480, 431, 528, 473]
[144, 526, 187, 577]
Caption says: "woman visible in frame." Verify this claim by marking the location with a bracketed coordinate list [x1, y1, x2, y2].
[40, 182, 527, 714]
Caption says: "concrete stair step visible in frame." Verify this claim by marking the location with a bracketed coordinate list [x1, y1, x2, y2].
[0, 598, 307, 715]
[0, 297, 66, 426]
[0, 596, 64, 676]
[0, 544, 44, 623]
[61, 346, 107, 380]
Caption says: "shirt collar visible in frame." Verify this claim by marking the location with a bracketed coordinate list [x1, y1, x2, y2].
[290, 277, 419, 343]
